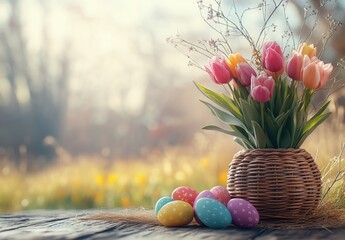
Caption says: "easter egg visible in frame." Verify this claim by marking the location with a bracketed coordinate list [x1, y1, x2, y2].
[210, 186, 231, 205]
[194, 198, 232, 229]
[172, 186, 198, 206]
[157, 200, 194, 227]
[155, 197, 174, 216]
[227, 198, 260, 228]
[194, 190, 217, 225]
[194, 190, 217, 205]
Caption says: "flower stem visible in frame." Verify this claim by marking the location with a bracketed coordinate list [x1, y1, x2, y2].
[227, 83, 233, 95]
[260, 102, 265, 131]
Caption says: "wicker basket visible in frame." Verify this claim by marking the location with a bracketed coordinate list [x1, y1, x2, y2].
[227, 148, 322, 219]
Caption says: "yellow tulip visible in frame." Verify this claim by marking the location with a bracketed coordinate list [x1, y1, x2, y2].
[298, 43, 317, 58]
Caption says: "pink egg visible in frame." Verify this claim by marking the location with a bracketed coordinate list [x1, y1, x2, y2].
[171, 186, 198, 206]
[194, 190, 217, 206]
[193, 190, 217, 226]
[210, 186, 231, 205]
[227, 198, 260, 228]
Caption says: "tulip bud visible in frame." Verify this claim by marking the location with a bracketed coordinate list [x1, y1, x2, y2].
[250, 72, 275, 103]
[205, 56, 233, 84]
[235, 63, 257, 86]
[298, 43, 317, 58]
[286, 51, 304, 81]
[261, 41, 284, 73]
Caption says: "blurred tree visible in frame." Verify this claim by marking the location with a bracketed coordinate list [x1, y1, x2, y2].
[0, 0, 69, 163]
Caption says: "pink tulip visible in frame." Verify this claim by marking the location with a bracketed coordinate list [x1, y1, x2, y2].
[302, 56, 333, 89]
[286, 51, 304, 81]
[261, 41, 284, 73]
[235, 63, 257, 86]
[205, 56, 233, 84]
[251, 72, 275, 103]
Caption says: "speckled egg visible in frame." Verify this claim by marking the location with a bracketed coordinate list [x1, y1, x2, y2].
[157, 200, 194, 227]
[171, 186, 198, 206]
[155, 197, 174, 216]
[194, 190, 217, 206]
[194, 198, 232, 229]
[227, 198, 259, 228]
[210, 186, 231, 205]
[193, 190, 217, 225]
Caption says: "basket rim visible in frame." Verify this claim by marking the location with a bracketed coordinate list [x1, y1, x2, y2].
[239, 148, 306, 151]
[236, 148, 307, 153]
[234, 148, 310, 158]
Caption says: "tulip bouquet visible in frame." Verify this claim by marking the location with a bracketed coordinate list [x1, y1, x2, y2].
[197, 41, 333, 149]
[167, 0, 344, 150]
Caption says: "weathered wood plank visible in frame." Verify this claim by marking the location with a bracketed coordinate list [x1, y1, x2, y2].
[0, 210, 345, 240]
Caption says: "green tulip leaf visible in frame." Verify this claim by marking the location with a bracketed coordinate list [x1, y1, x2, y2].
[296, 112, 331, 147]
[234, 137, 252, 149]
[194, 82, 243, 119]
[239, 99, 260, 131]
[202, 125, 240, 137]
[252, 121, 266, 148]
[200, 100, 244, 127]
[308, 101, 330, 123]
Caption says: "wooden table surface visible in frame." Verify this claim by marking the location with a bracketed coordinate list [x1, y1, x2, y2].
[1, 209, 345, 240]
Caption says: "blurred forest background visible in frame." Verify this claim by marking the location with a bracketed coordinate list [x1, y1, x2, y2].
[0, 0, 345, 213]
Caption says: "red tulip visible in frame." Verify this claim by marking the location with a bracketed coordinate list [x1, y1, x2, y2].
[250, 72, 275, 103]
[261, 41, 284, 73]
[205, 56, 233, 84]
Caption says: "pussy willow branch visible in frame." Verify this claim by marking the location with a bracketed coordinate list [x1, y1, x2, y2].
[198, 3, 232, 54]
[318, 18, 343, 58]
[295, 1, 320, 48]
[283, 1, 296, 50]
[173, 45, 204, 71]
[208, 0, 255, 48]
[213, 3, 234, 53]
[255, 0, 284, 48]
[232, 1, 256, 48]
[177, 39, 214, 58]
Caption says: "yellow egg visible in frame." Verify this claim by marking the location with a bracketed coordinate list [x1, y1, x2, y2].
[157, 200, 194, 227]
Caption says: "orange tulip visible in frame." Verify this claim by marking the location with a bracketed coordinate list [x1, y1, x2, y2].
[226, 53, 246, 78]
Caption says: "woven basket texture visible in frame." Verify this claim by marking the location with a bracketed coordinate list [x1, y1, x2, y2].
[227, 148, 322, 219]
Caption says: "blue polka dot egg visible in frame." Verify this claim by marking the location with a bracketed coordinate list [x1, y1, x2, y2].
[194, 198, 232, 229]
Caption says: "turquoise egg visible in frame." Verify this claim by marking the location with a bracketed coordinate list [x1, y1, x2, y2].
[194, 198, 232, 229]
[154, 197, 174, 216]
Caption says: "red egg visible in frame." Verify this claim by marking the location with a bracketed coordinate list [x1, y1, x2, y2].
[171, 186, 198, 206]
[210, 186, 231, 205]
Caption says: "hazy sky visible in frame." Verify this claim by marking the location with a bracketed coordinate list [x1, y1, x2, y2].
[1, 0, 330, 114]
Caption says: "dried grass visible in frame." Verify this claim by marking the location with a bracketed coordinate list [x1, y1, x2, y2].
[84, 203, 345, 230]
